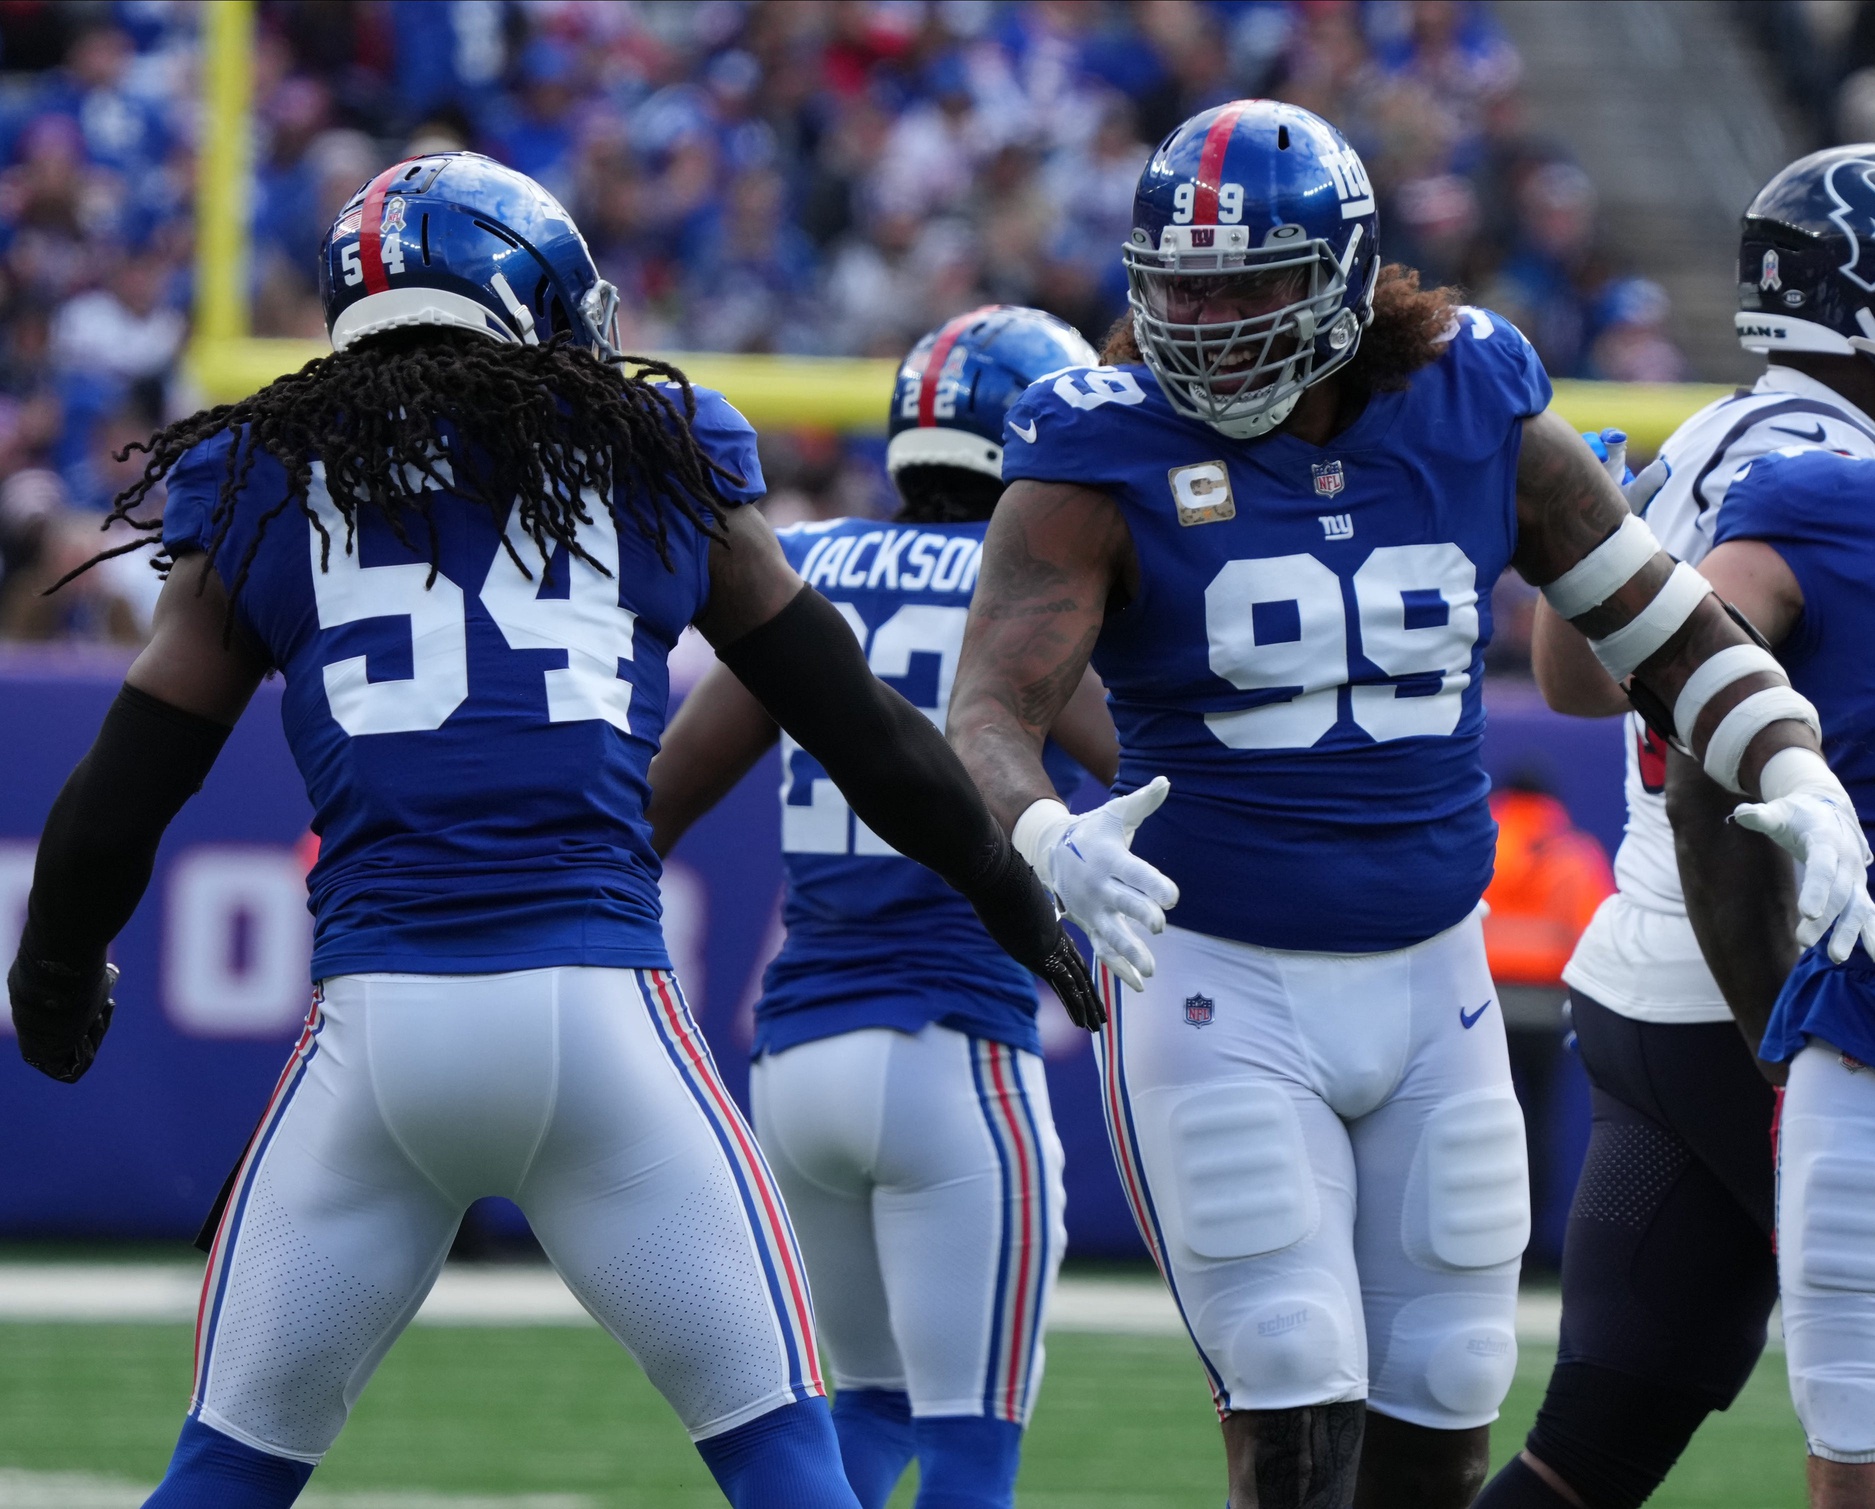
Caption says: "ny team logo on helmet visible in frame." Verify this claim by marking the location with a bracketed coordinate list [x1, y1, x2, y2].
[1123, 100, 1379, 439]
[1736, 145, 1875, 358]
[319, 152, 623, 359]
[886, 305, 1100, 479]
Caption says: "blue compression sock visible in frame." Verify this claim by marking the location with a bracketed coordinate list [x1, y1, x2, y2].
[912, 1415, 1023, 1509]
[696, 1398, 862, 1509]
[143, 1417, 314, 1508]
[831, 1389, 915, 1509]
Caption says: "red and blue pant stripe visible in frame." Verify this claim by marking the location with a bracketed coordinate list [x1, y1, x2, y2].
[637, 968, 825, 1403]
[969, 1038, 1051, 1424]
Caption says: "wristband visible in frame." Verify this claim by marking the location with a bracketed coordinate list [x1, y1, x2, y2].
[1012, 798, 1072, 887]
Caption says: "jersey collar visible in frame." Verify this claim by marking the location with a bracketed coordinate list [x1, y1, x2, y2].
[1761, 364, 1875, 432]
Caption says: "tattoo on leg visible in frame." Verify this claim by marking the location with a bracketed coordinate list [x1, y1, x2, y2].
[1235, 1403, 1366, 1509]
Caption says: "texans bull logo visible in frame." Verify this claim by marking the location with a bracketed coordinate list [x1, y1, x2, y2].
[1827, 158, 1875, 292]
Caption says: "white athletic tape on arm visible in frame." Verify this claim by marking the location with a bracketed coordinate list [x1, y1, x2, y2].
[1705, 686, 1822, 793]
[1541, 514, 1661, 620]
[1587, 561, 1711, 681]
[1673, 643, 1786, 748]
[1012, 798, 1072, 887]
[1759, 745, 1838, 804]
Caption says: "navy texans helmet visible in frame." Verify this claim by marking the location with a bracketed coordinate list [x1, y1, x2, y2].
[887, 305, 1099, 479]
[1737, 145, 1875, 360]
[319, 152, 622, 358]
[1124, 100, 1380, 439]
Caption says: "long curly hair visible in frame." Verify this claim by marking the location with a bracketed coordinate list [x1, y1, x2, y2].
[65, 329, 741, 618]
[1100, 262, 1467, 395]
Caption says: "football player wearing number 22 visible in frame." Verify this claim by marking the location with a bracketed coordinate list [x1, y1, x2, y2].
[946, 101, 1875, 1509]
[4, 154, 1099, 1509]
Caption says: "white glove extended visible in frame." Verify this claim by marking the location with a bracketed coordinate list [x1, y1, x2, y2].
[1733, 747, 1875, 964]
[1012, 776, 1180, 993]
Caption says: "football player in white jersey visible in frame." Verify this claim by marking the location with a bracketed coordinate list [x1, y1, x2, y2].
[949, 103, 1875, 1509]
[1476, 148, 1875, 1509]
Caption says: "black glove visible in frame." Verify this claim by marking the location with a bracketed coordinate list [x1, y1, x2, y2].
[8, 952, 119, 1083]
[963, 843, 1106, 1031]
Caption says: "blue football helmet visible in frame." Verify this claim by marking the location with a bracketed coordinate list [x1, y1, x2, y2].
[887, 304, 1099, 479]
[1123, 100, 1380, 439]
[319, 152, 622, 357]
[1737, 145, 1875, 360]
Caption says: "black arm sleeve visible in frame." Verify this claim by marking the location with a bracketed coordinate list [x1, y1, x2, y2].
[717, 586, 1066, 969]
[19, 684, 233, 973]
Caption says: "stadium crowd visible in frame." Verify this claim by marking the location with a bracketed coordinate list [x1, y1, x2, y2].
[0, 0, 1688, 648]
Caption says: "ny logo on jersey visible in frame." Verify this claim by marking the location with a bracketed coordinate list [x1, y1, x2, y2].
[1319, 513, 1354, 541]
[1183, 993, 1215, 1027]
[1312, 460, 1346, 497]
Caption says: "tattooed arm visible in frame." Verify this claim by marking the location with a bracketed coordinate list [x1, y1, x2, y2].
[948, 479, 1137, 827]
[948, 480, 1176, 991]
[1513, 408, 1815, 799]
[1516, 408, 1875, 963]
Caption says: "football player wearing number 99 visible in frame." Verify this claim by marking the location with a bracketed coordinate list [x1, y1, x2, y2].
[647, 306, 1115, 1509]
[4, 154, 1097, 1509]
[947, 101, 1875, 1509]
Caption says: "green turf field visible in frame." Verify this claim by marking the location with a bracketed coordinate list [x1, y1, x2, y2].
[0, 1319, 1808, 1506]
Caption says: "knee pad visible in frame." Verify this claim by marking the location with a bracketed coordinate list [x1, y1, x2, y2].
[1223, 1287, 1362, 1407]
[1781, 1291, 1875, 1462]
[1373, 1293, 1517, 1428]
[1523, 1361, 1713, 1509]
[1159, 1082, 1317, 1260]
[1407, 1092, 1529, 1271]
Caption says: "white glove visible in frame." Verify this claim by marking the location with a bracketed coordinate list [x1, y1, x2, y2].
[1734, 747, 1875, 963]
[1012, 776, 1180, 993]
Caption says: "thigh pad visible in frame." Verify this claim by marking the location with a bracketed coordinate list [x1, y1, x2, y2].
[1408, 1092, 1529, 1271]
[1158, 1082, 1318, 1261]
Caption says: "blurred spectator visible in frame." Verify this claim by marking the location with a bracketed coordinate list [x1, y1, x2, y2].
[0, 0, 1698, 654]
[0, 467, 148, 645]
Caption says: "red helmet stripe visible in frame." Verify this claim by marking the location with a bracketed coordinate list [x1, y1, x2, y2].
[1192, 100, 1252, 224]
[916, 305, 998, 428]
[356, 167, 402, 296]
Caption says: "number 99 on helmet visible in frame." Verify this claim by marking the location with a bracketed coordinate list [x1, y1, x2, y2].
[1124, 100, 1380, 440]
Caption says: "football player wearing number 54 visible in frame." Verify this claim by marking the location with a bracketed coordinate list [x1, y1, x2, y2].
[946, 101, 1875, 1509]
[5, 154, 1098, 1509]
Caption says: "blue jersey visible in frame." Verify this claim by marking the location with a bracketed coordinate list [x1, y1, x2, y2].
[1715, 448, 1875, 1067]
[756, 516, 1075, 1058]
[161, 388, 764, 980]
[1002, 309, 1551, 953]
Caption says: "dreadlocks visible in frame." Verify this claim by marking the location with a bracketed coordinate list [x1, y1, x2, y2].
[71, 329, 741, 619]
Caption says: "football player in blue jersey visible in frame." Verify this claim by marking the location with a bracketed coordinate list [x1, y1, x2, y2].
[946, 101, 1875, 1509]
[1478, 146, 1875, 1509]
[4, 156, 1098, 1509]
[646, 305, 1117, 1509]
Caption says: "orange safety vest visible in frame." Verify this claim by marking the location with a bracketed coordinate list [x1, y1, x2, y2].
[1482, 790, 1615, 988]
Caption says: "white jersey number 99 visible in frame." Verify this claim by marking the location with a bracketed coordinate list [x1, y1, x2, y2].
[1203, 543, 1479, 749]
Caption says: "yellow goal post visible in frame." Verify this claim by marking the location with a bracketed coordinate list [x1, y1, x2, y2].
[187, 1, 1729, 451]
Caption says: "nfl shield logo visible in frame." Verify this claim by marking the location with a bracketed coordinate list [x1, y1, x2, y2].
[1183, 993, 1215, 1028]
[1760, 248, 1781, 291]
[1311, 460, 1345, 497]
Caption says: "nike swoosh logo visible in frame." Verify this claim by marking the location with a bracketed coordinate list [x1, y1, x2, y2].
[1460, 1000, 1492, 1029]
[1010, 420, 1038, 443]
[1771, 422, 1826, 443]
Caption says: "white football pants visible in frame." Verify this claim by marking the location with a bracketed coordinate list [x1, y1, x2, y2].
[1778, 1040, 1875, 1464]
[751, 1024, 1065, 1425]
[1094, 913, 1529, 1428]
[191, 968, 821, 1462]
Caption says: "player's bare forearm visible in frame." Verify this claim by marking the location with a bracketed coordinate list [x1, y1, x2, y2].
[647, 661, 777, 857]
[949, 480, 1134, 830]
[1531, 597, 1627, 718]
[1051, 666, 1120, 787]
[1513, 410, 1820, 801]
[1666, 747, 1798, 1081]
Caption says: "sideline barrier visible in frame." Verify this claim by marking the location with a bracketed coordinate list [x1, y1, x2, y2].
[0, 657, 1613, 1254]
